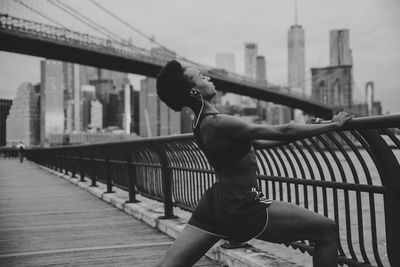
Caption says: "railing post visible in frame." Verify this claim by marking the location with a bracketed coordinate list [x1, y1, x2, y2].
[59, 152, 64, 173]
[79, 151, 85, 182]
[361, 129, 400, 267]
[104, 153, 114, 193]
[90, 152, 97, 187]
[56, 153, 61, 172]
[153, 144, 177, 219]
[64, 153, 68, 175]
[125, 150, 139, 203]
[71, 151, 76, 178]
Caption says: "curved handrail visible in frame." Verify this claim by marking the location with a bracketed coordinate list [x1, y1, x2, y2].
[23, 116, 399, 267]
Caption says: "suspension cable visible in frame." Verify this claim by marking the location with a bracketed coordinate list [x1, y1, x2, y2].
[13, 0, 66, 28]
[51, 0, 125, 42]
[46, 0, 120, 41]
[88, 0, 170, 50]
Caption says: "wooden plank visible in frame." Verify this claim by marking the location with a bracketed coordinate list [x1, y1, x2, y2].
[0, 160, 222, 266]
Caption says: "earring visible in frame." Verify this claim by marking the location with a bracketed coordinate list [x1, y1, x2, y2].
[190, 90, 200, 96]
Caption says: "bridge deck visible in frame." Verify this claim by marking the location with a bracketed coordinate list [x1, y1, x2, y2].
[0, 159, 221, 267]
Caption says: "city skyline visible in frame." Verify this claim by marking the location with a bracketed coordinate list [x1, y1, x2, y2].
[0, 0, 399, 114]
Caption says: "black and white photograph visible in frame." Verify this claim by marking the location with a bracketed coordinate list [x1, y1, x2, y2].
[0, 0, 399, 266]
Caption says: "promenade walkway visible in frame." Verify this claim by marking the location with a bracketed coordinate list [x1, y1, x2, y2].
[0, 159, 222, 266]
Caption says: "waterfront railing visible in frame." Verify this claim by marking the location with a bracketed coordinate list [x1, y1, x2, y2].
[22, 114, 400, 267]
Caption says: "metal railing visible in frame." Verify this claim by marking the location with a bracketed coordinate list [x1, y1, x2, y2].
[24, 114, 400, 266]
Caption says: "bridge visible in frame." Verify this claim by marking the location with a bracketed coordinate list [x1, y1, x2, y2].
[0, 14, 334, 118]
[2, 114, 399, 266]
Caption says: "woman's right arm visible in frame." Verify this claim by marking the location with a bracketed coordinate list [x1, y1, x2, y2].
[212, 111, 352, 142]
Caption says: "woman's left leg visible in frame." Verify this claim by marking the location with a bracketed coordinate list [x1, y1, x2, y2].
[256, 200, 338, 267]
[155, 224, 220, 267]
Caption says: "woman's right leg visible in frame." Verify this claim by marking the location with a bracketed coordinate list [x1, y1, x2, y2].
[155, 224, 220, 267]
[256, 200, 338, 267]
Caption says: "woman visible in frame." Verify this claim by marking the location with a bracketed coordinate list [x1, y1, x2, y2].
[155, 60, 352, 267]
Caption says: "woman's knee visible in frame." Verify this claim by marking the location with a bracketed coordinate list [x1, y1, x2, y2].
[319, 218, 338, 243]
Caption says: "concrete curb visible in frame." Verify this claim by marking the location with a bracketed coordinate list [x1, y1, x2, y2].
[34, 163, 302, 267]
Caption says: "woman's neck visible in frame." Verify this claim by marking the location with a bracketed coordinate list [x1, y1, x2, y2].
[190, 99, 218, 115]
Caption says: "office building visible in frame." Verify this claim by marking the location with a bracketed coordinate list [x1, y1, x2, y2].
[243, 43, 258, 109]
[0, 99, 12, 146]
[288, 24, 305, 96]
[80, 66, 129, 91]
[256, 56, 267, 81]
[123, 84, 131, 134]
[89, 79, 113, 127]
[140, 77, 180, 137]
[6, 83, 40, 146]
[64, 63, 81, 133]
[90, 99, 103, 129]
[81, 85, 97, 130]
[40, 60, 82, 143]
[40, 60, 65, 142]
[131, 88, 140, 135]
[330, 29, 352, 66]
[245, 43, 258, 78]
[288, 11, 306, 122]
[254, 56, 270, 122]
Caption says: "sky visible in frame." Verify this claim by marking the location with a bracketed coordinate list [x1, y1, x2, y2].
[0, 0, 399, 113]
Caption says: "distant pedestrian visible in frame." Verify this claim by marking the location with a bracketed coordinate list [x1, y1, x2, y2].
[16, 141, 25, 163]
[155, 60, 352, 267]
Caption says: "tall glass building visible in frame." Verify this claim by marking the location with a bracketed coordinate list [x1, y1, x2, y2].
[244, 43, 258, 79]
[330, 29, 352, 67]
[139, 78, 180, 137]
[0, 99, 12, 146]
[288, 24, 305, 96]
[40, 60, 66, 143]
[6, 83, 40, 146]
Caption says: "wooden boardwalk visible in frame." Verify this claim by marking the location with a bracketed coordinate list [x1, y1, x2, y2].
[0, 159, 222, 267]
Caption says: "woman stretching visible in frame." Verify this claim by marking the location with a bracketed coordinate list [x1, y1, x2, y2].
[155, 60, 352, 267]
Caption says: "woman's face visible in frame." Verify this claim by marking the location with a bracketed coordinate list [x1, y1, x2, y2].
[183, 67, 216, 99]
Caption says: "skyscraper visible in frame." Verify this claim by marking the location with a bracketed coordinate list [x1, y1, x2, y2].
[90, 99, 103, 129]
[0, 99, 12, 146]
[330, 29, 352, 66]
[245, 43, 258, 78]
[40, 60, 65, 142]
[123, 84, 131, 134]
[287, 2, 306, 123]
[40, 60, 82, 143]
[80, 66, 129, 92]
[6, 83, 40, 146]
[288, 19, 305, 95]
[140, 78, 180, 137]
[243, 43, 258, 109]
[256, 56, 267, 81]
[64, 63, 81, 133]
[255, 56, 269, 121]
[81, 85, 96, 130]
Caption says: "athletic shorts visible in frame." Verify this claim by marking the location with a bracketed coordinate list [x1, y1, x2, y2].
[188, 182, 272, 243]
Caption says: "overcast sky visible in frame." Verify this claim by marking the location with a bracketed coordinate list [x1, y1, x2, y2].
[1, 0, 399, 113]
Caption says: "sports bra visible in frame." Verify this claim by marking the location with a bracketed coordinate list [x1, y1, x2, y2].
[192, 112, 252, 169]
